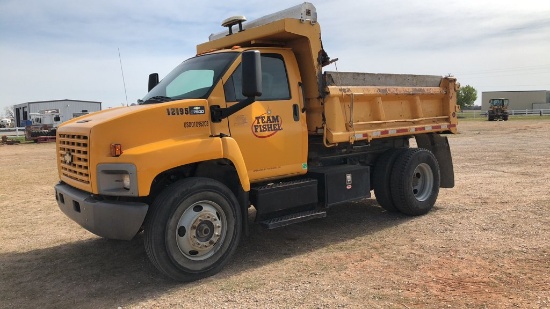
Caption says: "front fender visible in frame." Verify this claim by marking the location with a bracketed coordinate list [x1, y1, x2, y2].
[116, 137, 250, 196]
[220, 137, 250, 191]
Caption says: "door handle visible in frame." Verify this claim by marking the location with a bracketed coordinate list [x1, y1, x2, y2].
[292, 104, 300, 121]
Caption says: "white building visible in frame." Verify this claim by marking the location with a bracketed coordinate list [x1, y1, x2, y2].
[14, 99, 101, 127]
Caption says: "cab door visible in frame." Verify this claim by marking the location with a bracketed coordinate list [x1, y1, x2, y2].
[223, 50, 308, 182]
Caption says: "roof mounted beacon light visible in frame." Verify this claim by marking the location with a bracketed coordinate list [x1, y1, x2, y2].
[222, 16, 247, 35]
[209, 2, 317, 41]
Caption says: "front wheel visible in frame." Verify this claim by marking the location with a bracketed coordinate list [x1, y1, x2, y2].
[144, 177, 242, 281]
[390, 148, 440, 216]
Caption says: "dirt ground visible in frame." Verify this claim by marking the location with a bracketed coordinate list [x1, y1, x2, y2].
[1, 119, 549, 309]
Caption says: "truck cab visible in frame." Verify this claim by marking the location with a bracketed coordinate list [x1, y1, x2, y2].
[141, 48, 308, 182]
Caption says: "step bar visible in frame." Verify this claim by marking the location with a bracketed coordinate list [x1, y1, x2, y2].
[260, 210, 327, 229]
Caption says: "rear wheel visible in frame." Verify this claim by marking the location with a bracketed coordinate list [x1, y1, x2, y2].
[144, 177, 242, 281]
[373, 148, 407, 212]
[390, 148, 440, 216]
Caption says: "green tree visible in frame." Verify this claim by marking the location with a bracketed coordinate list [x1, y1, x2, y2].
[457, 85, 477, 109]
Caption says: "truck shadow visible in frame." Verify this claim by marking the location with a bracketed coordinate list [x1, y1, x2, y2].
[0, 200, 426, 309]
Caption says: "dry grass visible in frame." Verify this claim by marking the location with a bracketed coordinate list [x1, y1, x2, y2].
[1, 120, 549, 308]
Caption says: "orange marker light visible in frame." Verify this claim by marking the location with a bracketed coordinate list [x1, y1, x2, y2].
[110, 144, 123, 157]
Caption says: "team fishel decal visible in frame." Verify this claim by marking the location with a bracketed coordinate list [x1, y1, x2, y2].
[251, 113, 283, 138]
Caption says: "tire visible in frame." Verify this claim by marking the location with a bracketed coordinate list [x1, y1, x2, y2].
[390, 148, 440, 216]
[144, 177, 242, 281]
[503, 116, 509, 121]
[372, 148, 407, 212]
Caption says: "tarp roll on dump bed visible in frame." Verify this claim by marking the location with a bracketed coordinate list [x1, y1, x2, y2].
[324, 72, 443, 88]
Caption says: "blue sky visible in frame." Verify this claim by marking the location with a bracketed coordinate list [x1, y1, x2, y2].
[1, 0, 549, 112]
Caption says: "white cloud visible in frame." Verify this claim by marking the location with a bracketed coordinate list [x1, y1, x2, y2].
[1, 0, 549, 109]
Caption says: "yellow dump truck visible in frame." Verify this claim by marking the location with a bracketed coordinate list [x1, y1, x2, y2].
[54, 3, 459, 281]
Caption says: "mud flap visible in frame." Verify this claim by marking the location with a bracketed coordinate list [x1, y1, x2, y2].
[415, 133, 454, 188]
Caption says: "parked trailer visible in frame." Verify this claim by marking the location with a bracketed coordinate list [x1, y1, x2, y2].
[25, 110, 62, 142]
[54, 2, 459, 281]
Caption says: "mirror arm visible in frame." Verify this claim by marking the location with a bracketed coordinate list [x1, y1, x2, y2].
[211, 97, 256, 123]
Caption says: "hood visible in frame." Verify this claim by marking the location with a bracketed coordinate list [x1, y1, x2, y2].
[57, 99, 212, 157]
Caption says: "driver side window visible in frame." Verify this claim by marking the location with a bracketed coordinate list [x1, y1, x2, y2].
[224, 53, 290, 102]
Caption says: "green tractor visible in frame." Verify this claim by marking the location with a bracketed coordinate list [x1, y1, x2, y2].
[488, 98, 509, 121]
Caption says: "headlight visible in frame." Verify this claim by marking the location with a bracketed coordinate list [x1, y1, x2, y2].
[97, 164, 138, 196]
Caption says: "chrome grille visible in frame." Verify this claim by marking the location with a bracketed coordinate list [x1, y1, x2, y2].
[58, 133, 90, 184]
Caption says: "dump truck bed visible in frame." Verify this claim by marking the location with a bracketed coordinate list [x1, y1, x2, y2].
[315, 71, 459, 144]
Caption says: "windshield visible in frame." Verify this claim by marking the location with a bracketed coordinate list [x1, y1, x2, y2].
[490, 99, 508, 107]
[141, 52, 238, 104]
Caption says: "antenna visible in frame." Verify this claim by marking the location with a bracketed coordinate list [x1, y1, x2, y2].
[118, 47, 129, 105]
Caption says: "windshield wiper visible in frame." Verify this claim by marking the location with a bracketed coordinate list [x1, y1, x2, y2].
[141, 96, 174, 105]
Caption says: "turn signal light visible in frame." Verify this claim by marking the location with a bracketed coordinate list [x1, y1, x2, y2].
[110, 144, 123, 157]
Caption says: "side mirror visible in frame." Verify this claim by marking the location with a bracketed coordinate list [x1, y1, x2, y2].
[241, 50, 262, 97]
[148, 73, 159, 92]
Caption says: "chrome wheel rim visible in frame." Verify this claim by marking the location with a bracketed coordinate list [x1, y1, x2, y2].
[175, 200, 227, 261]
[412, 163, 434, 202]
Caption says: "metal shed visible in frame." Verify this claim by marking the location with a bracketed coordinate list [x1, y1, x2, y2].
[14, 99, 101, 127]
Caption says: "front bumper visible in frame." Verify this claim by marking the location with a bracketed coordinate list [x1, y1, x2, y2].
[54, 183, 148, 240]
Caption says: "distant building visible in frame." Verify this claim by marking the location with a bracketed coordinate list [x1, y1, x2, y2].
[14, 99, 101, 127]
[481, 91, 550, 111]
